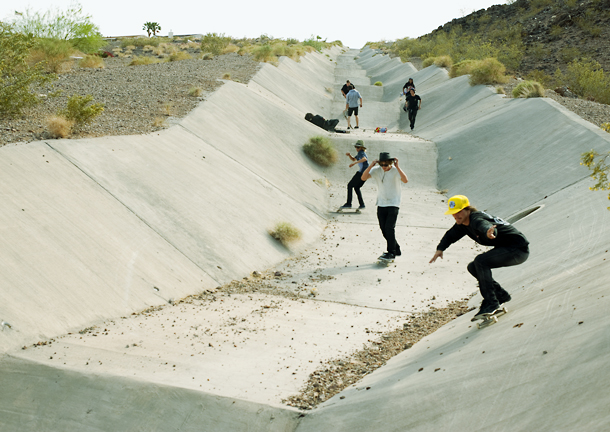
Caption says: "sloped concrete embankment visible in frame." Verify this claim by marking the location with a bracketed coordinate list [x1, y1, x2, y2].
[294, 50, 610, 431]
[0, 49, 346, 431]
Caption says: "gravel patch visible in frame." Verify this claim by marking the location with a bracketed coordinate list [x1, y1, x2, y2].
[0, 53, 260, 146]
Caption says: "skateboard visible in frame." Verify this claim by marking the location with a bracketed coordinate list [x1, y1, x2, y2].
[377, 256, 394, 267]
[472, 307, 508, 329]
[336, 207, 362, 214]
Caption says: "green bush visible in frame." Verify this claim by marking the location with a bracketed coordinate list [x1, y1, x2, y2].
[469, 58, 508, 86]
[525, 70, 553, 88]
[449, 59, 477, 78]
[0, 23, 57, 116]
[556, 58, 610, 104]
[10, 4, 105, 53]
[129, 56, 159, 66]
[29, 38, 74, 73]
[168, 51, 192, 61]
[374, 81, 383, 86]
[434, 55, 453, 68]
[303, 136, 338, 167]
[581, 149, 610, 210]
[268, 221, 302, 246]
[200, 33, 230, 56]
[512, 80, 545, 98]
[422, 57, 435, 68]
[59, 94, 104, 127]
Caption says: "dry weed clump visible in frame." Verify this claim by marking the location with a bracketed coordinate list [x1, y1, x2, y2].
[512, 80, 545, 98]
[79, 55, 105, 69]
[189, 86, 203, 97]
[269, 221, 302, 246]
[169, 51, 192, 61]
[303, 136, 338, 167]
[129, 56, 159, 66]
[222, 73, 231, 80]
[468, 58, 509, 85]
[46, 115, 74, 138]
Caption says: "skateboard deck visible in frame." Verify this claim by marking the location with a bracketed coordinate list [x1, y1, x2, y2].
[473, 307, 508, 329]
[337, 207, 362, 214]
[377, 257, 394, 266]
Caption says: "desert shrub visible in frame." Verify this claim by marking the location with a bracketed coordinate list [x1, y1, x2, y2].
[422, 57, 435, 68]
[188, 86, 202, 97]
[469, 58, 508, 85]
[496, 86, 505, 94]
[527, 42, 549, 61]
[525, 70, 553, 88]
[169, 51, 192, 61]
[200, 33, 230, 56]
[449, 59, 477, 78]
[581, 149, 610, 209]
[601, 123, 610, 133]
[201, 52, 214, 60]
[46, 115, 74, 138]
[78, 55, 104, 68]
[10, 4, 105, 53]
[560, 47, 581, 63]
[374, 81, 383, 86]
[28, 38, 75, 73]
[303, 136, 338, 167]
[268, 221, 302, 246]
[129, 56, 158, 66]
[121, 37, 161, 48]
[0, 23, 58, 116]
[434, 55, 453, 68]
[222, 43, 239, 54]
[512, 80, 545, 98]
[222, 73, 231, 80]
[556, 58, 610, 104]
[252, 44, 275, 62]
[59, 94, 104, 127]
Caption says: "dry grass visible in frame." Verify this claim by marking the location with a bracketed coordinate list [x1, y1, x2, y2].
[222, 73, 231, 80]
[79, 55, 105, 69]
[303, 136, 338, 167]
[46, 115, 74, 138]
[153, 117, 166, 128]
[269, 221, 302, 246]
[169, 51, 192, 61]
[512, 80, 545, 98]
[129, 56, 159, 66]
[189, 86, 203, 97]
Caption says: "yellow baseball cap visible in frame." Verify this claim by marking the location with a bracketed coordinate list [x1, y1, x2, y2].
[445, 195, 470, 215]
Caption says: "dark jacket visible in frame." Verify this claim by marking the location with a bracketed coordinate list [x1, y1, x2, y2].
[437, 211, 529, 251]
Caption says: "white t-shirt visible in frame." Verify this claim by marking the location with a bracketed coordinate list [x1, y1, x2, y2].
[369, 166, 402, 207]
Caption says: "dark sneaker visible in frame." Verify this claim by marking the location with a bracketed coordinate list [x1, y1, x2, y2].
[496, 289, 512, 304]
[380, 252, 395, 260]
[354, 126, 359, 129]
[358, 205, 366, 209]
[473, 301, 500, 320]
[394, 244, 402, 256]
[340, 203, 352, 208]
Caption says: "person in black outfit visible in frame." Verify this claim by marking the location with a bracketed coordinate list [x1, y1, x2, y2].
[341, 80, 352, 98]
[402, 78, 415, 96]
[429, 195, 530, 319]
[404, 88, 421, 130]
[305, 113, 339, 132]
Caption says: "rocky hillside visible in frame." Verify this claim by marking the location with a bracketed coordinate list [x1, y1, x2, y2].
[430, 0, 610, 78]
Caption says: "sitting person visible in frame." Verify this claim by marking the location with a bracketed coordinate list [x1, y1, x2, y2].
[305, 113, 340, 132]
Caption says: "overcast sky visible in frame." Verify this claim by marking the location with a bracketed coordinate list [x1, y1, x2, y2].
[2, 0, 505, 48]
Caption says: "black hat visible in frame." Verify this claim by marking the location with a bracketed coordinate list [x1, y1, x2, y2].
[379, 152, 394, 162]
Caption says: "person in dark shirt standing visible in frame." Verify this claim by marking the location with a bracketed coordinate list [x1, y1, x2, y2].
[341, 140, 369, 210]
[341, 80, 352, 98]
[404, 88, 421, 130]
[429, 195, 530, 319]
[402, 78, 415, 96]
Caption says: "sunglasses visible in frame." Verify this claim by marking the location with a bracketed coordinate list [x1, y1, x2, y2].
[379, 162, 393, 167]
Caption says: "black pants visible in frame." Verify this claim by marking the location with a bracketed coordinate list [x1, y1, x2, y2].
[377, 206, 400, 254]
[325, 119, 339, 131]
[467, 246, 529, 304]
[346, 171, 366, 206]
[408, 108, 418, 128]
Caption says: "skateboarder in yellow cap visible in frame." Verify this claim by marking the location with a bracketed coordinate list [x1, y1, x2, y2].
[429, 195, 530, 320]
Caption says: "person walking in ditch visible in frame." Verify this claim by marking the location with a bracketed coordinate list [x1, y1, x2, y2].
[429, 195, 530, 320]
[345, 84, 363, 129]
[361, 152, 409, 260]
[404, 88, 422, 130]
[341, 140, 369, 210]
[402, 78, 415, 96]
